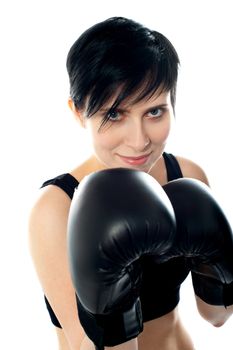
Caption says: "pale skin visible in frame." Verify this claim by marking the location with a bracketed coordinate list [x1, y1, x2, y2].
[29, 90, 233, 350]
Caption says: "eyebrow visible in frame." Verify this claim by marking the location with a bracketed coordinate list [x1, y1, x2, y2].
[99, 103, 169, 114]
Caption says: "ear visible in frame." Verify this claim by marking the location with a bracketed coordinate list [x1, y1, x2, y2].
[68, 98, 86, 128]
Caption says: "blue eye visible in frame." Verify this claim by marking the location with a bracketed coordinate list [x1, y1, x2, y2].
[107, 110, 121, 121]
[148, 108, 163, 118]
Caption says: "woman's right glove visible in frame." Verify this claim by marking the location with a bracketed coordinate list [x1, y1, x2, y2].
[67, 168, 176, 349]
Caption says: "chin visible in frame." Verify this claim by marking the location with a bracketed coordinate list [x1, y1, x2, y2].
[121, 164, 153, 173]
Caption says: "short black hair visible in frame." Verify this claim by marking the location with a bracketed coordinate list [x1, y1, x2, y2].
[66, 17, 179, 127]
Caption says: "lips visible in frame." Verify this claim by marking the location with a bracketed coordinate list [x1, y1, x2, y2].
[117, 152, 152, 165]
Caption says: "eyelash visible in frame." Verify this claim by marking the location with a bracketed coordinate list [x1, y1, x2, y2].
[147, 108, 165, 119]
[105, 107, 166, 122]
[107, 110, 120, 121]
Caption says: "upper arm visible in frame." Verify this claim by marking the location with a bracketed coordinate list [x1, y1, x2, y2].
[28, 185, 85, 348]
[175, 156, 210, 186]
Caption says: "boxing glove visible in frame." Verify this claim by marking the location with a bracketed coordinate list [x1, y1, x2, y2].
[67, 168, 176, 348]
[163, 178, 233, 307]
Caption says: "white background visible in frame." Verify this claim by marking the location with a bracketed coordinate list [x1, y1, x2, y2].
[0, 0, 233, 349]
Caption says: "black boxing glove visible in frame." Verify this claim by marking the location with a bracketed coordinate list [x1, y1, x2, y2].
[163, 178, 233, 307]
[67, 168, 176, 349]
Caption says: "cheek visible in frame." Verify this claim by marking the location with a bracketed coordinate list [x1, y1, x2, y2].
[90, 126, 122, 150]
[162, 122, 172, 141]
[149, 120, 172, 144]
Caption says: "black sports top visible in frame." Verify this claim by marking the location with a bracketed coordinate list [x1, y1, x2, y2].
[41, 152, 189, 328]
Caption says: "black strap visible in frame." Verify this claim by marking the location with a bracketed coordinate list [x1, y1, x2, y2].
[41, 173, 79, 199]
[163, 152, 183, 181]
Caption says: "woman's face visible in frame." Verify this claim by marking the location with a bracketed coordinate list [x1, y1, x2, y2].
[76, 90, 173, 173]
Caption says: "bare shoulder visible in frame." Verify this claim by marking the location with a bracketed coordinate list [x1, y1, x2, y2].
[29, 185, 72, 230]
[28, 185, 72, 265]
[175, 155, 210, 186]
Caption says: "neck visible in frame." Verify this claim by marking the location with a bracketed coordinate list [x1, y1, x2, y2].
[70, 154, 107, 183]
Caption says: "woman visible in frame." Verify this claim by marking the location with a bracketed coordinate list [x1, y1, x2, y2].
[29, 17, 233, 350]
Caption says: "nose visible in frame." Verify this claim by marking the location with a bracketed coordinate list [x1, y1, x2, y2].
[124, 119, 150, 152]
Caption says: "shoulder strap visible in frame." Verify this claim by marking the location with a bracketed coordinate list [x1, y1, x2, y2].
[41, 173, 79, 199]
[163, 152, 183, 181]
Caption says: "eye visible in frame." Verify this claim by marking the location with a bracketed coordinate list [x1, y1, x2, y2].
[106, 109, 122, 121]
[147, 108, 164, 119]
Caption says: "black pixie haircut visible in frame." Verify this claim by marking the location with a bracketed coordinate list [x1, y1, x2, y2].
[66, 17, 179, 127]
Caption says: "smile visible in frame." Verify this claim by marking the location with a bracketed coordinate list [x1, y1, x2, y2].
[117, 152, 152, 165]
